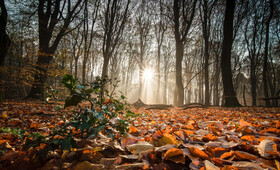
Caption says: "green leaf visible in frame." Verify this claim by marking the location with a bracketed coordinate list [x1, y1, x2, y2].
[88, 125, 105, 138]
[62, 74, 76, 90]
[64, 94, 83, 108]
[61, 136, 74, 150]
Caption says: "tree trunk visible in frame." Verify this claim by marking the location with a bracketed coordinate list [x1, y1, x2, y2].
[214, 55, 220, 105]
[250, 66, 257, 106]
[204, 37, 210, 105]
[75, 58, 78, 79]
[157, 46, 161, 103]
[263, 0, 274, 107]
[243, 84, 247, 106]
[163, 71, 167, 104]
[0, 0, 10, 67]
[220, 0, 241, 107]
[102, 55, 110, 79]
[175, 42, 184, 105]
[27, 52, 53, 99]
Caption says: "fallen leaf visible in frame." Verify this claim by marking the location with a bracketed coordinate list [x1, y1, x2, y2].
[74, 161, 104, 170]
[127, 141, 155, 154]
[204, 160, 219, 170]
[240, 135, 256, 142]
[188, 147, 210, 160]
[157, 133, 178, 146]
[163, 148, 185, 164]
[239, 119, 252, 127]
[257, 139, 278, 158]
[232, 161, 263, 170]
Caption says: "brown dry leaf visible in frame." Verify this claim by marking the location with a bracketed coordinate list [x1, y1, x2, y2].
[261, 128, 280, 134]
[204, 160, 219, 170]
[221, 165, 238, 170]
[202, 133, 218, 142]
[239, 119, 252, 127]
[232, 161, 263, 170]
[275, 160, 280, 170]
[114, 163, 147, 170]
[182, 124, 195, 130]
[240, 135, 256, 142]
[276, 121, 280, 129]
[188, 147, 210, 160]
[234, 151, 258, 160]
[74, 161, 104, 170]
[220, 150, 235, 160]
[257, 139, 278, 158]
[163, 148, 185, 164]
[158, 133, 178, 146]
[127, 141, 155, 154]
[0, 139, 8, 145]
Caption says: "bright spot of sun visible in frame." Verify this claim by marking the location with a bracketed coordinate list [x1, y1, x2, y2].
[142, 69, 153, 81]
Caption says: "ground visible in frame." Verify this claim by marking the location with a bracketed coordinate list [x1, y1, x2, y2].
[0, 100, 280, 170]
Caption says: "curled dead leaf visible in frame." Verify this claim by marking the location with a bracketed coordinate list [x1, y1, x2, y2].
[204, 160, 219, 170]
[157, 133, 178, 147]
[127, 141, 155, 154]
[188, 147, 210, 160]
[257, 139, 278, 158]
[163, 148, 185, 164]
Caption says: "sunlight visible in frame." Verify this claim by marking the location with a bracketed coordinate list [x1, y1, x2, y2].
[142, 68, 154, 81]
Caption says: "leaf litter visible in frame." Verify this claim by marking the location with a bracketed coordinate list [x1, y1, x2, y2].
[1, 101, 280, 169]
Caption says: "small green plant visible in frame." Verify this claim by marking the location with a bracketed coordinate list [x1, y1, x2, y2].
[4, 74, 137, 156]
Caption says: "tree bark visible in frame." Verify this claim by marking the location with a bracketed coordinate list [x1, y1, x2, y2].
[0, 0, 10, 67]
[175, 42, 184, 105]
[220, 0, 241, 107]
[263, 0, 274, 107]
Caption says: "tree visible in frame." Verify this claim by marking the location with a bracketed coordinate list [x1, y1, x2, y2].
[101, 0, 131, 79]
[0, 0, 10, 67]
[82, 0, 100, 84]
[221, 0, 241, 107]
[243, 0, 266, 106]
[135, 0, 151, 100]
[263, 0, 274, 107]
[199, 0, 217, 105]
[27, 0, 83, 99]
[154, 0, 167, 103]
[172, 0, 198, 105]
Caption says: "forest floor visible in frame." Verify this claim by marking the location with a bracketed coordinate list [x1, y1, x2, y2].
[0, 100, 280, 170]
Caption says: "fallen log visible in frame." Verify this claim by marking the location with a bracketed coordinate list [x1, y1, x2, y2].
[132, 99, 173, 110]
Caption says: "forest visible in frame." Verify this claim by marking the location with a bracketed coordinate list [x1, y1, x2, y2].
[0, 0, 279, 106]
[0, 0, 280, 169]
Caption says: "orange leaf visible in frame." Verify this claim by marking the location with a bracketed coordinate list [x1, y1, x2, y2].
[239, 119, 252, 127]
[188, 147, 210, 160]
[276, 121, 280, 129]
[240, 135, 256, 142]
[30, 123, 39, 129]
[234, 151, 258, 160]
[0, 140, 8, 145]
[221, 165, 238, 170]
[220, 150, 235, 160]
[182, 130, 195, 137]
[163, 148, 185, 164]
[157, 133, 178, 146]
[182, 124, 195, 130]
[202, 133, 218, 142]
[128, 127, 138, 134]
